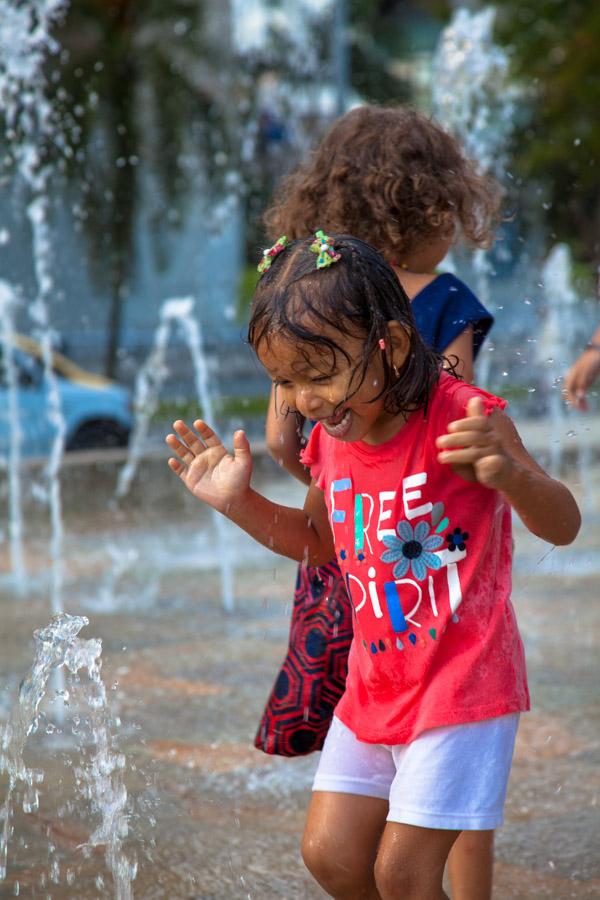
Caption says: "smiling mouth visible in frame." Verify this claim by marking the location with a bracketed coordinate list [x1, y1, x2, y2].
[321, 408, 352, 438]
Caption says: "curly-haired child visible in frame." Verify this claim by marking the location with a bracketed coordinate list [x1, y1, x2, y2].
[257, 105, 502, 900]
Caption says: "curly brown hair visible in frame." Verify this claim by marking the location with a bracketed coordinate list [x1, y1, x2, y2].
[264, 105, 501, 260]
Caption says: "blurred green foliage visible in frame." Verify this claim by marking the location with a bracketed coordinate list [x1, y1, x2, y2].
[493, 0, 600, 266]
[237, 265, 261, 323]
[151, 394, 269, 423]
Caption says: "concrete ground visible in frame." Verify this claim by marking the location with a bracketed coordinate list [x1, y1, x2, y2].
[0, 445, 599, 899]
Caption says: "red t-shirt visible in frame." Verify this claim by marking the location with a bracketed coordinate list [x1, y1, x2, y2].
[301, 373, 530, 744]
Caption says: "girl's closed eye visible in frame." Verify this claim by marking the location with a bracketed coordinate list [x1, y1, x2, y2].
[311, 374, 333, 384]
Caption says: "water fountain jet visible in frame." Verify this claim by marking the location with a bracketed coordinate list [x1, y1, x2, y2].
[0, 613, 135, 897]
[117, 296, 235, 612]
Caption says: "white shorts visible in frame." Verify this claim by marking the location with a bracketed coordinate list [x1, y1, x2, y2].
[313, 714, 519, 831]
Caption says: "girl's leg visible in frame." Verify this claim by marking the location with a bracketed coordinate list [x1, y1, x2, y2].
[374, 822, 460, 900]
[302, 790, 388, 899]
[446, 829, 494, 900]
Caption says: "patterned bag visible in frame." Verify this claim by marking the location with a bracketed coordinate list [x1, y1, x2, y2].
[254, 560, 353, 756]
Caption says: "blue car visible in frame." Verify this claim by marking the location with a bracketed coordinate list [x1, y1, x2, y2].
[0, 334, 132, 457]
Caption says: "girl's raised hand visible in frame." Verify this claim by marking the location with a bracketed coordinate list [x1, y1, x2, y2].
[436, 397, 514, 489]
[166, 419, 252, 514]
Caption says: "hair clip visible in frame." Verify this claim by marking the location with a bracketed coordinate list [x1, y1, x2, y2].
[310, 230, 341, 270]
[257, 235, 289, 274]
[378, 339, 386, 350]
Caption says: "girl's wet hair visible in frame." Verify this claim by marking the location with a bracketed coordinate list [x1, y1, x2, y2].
[248, 234, 445, 417]
[264, 105, 500, 260]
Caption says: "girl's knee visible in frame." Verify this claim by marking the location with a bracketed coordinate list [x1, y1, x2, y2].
[301, 831, 373, 898]
[374, 858, 442, 900]
[374, 856, 412, 900]
[374, 824, 455, 900]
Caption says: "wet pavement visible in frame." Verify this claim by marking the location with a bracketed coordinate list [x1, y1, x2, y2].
[1, 451, 599, 899]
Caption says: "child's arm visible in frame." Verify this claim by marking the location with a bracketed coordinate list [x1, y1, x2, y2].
[166, 419, 334, 564]
[436, 397, 581, 546]
[564, 326, 600, 411]
[265, 385, 311, 486]
[443, 325, 474, 382]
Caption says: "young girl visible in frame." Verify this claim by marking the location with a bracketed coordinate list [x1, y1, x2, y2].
[259, 105, 499, 899]
[166, 234, 580, 900]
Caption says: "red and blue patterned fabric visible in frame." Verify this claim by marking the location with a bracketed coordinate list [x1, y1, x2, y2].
[254, 560, 353, 756]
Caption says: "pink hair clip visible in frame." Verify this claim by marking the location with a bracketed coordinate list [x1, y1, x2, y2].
[378, 339, 386, 350]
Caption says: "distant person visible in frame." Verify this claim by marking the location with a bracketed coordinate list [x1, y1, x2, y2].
[257, 105, 500, 899]
[166, 233, 581, 900]
[564, 325, 600, 410]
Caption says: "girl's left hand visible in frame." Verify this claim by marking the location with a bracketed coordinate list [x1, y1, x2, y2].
[436, 396, 515, 489]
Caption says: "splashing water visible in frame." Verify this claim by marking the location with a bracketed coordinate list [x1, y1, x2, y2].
[432, 7, 518, 389]
[432, 7, 516, 178]
[117, 296, 235, 611]
[538, 244, 589, 479]
[0, 281, 26, 587]
[0, 0, 71, 611]
[0, 613, 135, 897]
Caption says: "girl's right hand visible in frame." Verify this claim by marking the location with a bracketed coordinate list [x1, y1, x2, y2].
[564, 347, 600, 411]
[166, 419, 253, 515]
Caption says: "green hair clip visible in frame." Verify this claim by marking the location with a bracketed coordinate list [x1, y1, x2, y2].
[257, 235, 289, 274]
[310, 230, 341, 269]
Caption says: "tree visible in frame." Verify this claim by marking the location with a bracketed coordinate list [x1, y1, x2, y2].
[55, 2, 414, 343]
[493, 0, 600, 265]
[56, 0, 231, 376]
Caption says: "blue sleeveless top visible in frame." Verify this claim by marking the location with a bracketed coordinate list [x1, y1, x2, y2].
[411, 273, 493, 358]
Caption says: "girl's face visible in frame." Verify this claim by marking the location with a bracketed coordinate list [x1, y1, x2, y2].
[258, 322, 410, 445]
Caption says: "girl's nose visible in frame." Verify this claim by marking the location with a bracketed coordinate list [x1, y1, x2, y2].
[296, 386, 322, 417]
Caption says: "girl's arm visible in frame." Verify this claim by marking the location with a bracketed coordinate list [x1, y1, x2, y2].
[265, 385, 311, 485]
[436, 397, 581, 546]
[564, 325, 600, 411]
[443, 325, 474, 382]
[166, 419, 334, 564]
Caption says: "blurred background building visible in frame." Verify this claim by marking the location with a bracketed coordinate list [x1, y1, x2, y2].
[1, 0, 598, 425]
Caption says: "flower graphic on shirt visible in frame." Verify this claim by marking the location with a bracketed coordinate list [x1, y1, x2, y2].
[446, 527, 469, 552]
[381, 519, 443, 581]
